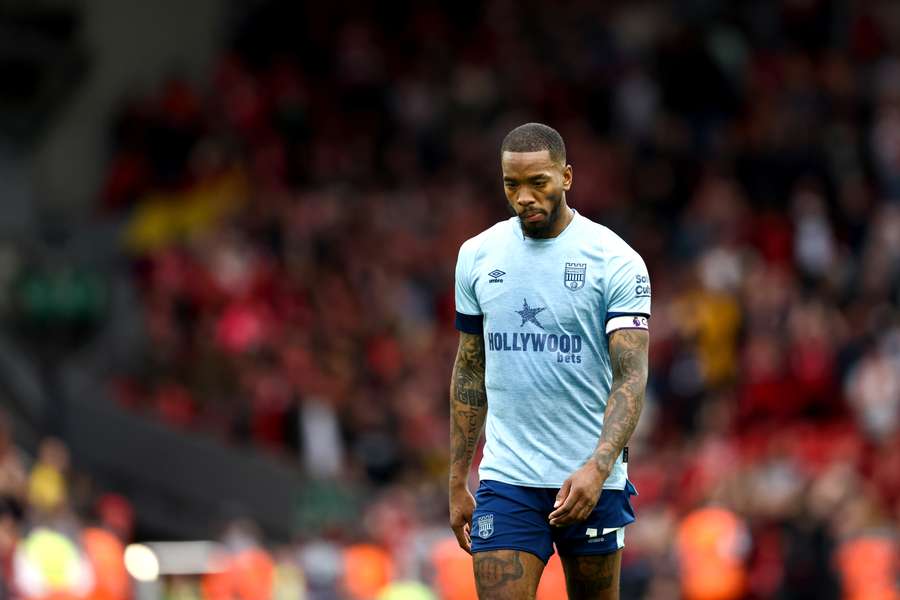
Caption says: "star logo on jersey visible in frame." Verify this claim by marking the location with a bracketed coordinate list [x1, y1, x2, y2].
[516, 298, 546, 329]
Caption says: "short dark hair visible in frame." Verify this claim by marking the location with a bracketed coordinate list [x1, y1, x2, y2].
[501, 122, 566, 164]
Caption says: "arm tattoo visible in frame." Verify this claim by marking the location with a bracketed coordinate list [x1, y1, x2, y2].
[449, 332, 487, 485]
[591, 329, 649, 475]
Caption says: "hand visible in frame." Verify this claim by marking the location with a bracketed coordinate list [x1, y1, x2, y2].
[548, 463, 606, 526]
[449, 485, 476, 553]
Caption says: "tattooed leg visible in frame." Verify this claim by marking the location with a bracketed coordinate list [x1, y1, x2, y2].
[561, 550, 622, 600]
[473, 550, 544, 600]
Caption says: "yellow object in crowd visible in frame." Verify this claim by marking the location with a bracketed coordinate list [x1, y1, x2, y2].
[27, 464, 67, 513]
[377, 580, 436, 600]
[674, 290, 741, 387]
[123, 169, 247, 253]
[16, 527, 93, 599]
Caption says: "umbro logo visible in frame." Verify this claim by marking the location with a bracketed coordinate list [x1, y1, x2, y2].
[488, 269, 505, 283]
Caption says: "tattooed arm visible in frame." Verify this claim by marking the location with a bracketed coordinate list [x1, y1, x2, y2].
[449, 331, 487, 552]
[549, 328, 649, 526]
[590, 328, 649, 475]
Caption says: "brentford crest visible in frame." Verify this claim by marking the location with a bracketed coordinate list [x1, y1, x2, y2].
[477, 513, 494, 538]
[564, 262, 587, 291]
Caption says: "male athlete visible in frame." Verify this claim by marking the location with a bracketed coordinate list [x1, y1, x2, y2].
[449, 123, 650, 599]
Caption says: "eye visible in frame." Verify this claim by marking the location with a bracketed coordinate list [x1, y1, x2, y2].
[504, 181, 518, 189]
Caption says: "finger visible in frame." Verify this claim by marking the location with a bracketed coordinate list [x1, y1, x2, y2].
[574, 505, 592, 524]
[549, 491, 582, 523]
[452, 524, 471, 554]
[549, 498, 578, 523]
[554, 491, 600, 525]
[554, 479, 572, 508]
[464, 522, 471, 547]
[563, 498, 595, 524]
[455, 530, 471, 553]
[567, 503, 592, 525]
[550, 501, 586, 526]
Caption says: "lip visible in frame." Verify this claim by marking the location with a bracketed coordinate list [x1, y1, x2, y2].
[523, 212, 545, 223]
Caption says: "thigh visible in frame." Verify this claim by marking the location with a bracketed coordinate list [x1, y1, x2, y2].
[471, 480, 555, 563]
[561, 549, 622, 600]
[473, 549, 545, 600]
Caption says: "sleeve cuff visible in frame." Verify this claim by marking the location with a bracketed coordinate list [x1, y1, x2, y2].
[455, 311, 484, 334]
[606, 314, 649, 334]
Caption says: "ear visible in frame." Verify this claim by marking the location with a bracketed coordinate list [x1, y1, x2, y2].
[562, 164, 573, 191]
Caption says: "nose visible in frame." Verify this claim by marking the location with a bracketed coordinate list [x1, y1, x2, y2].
[516, 189, 536, 207]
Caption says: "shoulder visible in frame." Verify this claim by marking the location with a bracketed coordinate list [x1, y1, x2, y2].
[458, 218, 515, 260]
[577, 215, 644, 263]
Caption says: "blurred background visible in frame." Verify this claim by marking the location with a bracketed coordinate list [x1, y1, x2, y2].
[0, 0, 898, 598]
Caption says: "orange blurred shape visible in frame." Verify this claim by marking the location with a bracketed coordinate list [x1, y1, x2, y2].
[343, 543, 394, 599]
[202, 548, 275, 600]
[82, 528, 129, 600]
[835, 536, 899, 600]
[535, 554, 566, 600]
[676, 507, 748, 600]
[430, 538, 476, 600]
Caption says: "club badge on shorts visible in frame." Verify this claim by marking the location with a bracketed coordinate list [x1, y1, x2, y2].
[477, 514, 494, 538]
[564, 262, 587, 291]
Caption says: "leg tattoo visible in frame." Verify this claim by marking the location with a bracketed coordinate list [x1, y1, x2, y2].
[473, 550, 544, 600]
[562, 550, 622, 600]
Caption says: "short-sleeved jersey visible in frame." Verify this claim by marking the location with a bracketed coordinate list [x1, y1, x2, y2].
[454, 210, 650, 489]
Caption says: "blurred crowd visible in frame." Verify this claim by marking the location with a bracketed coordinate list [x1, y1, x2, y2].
[13, 0, 898, 598]
[0, 413, 136, 600]
[0, 412, 318, 600]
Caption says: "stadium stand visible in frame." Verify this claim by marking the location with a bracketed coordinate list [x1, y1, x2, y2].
[0, 1, 898, 598]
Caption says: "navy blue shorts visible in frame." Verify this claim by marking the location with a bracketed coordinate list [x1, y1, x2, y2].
[470, 479, 637, 564]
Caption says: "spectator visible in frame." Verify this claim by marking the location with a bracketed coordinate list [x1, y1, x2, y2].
[0, 413, 27, 506]
[27, 438, 69, 517]
[675, 507, 750, 600]
[203, 519, 275, 600]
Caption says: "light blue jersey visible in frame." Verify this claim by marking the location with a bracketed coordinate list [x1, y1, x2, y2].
[454, 210, 651, 489]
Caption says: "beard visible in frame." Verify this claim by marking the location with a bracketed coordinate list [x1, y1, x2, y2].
[510, 191, 564, 238]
